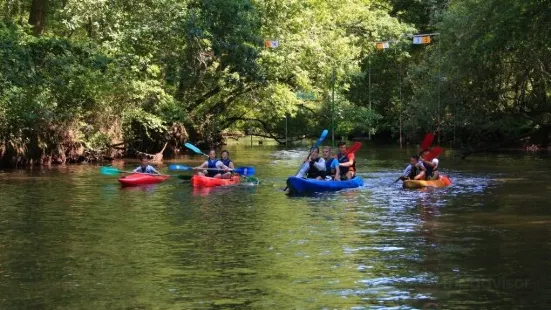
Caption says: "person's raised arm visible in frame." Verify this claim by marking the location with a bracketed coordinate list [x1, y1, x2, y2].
[313, 158, 326, 171]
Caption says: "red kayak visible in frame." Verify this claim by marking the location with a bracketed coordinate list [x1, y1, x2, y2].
[191, 175, 241, 187]
[118, 173, 170, 186]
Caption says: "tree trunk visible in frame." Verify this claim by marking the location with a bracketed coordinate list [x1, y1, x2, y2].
[28, 0, 49, 35]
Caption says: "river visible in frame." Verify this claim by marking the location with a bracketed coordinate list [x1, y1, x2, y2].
[0, 145, 550, 309]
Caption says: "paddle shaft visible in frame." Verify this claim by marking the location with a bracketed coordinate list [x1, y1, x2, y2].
[125, 171, 170, 177]
[114, 168, 169, 177]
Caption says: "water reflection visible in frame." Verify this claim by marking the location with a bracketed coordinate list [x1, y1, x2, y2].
[0, 148, 550, 309]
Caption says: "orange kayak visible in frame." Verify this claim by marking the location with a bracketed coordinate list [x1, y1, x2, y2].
[191, 175, 241, 187]
[403, 175, 452, 189]
[118, 173, 170, 186]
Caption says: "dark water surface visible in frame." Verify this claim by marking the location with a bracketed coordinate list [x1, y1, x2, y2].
[1, 146, 551, 309]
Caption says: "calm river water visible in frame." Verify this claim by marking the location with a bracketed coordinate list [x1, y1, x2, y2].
[1, 145, 550, 309]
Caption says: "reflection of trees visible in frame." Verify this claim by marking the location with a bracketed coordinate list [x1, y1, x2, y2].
[417, 195, 442, 309]
[0, 167, 180, 308]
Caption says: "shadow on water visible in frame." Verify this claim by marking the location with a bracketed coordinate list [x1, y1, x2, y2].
[0, 147, 551, 308]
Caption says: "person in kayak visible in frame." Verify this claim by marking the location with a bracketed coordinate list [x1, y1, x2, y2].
[399, 155, 421, 181]
[196, 150, 230, 179]
[336, 142, 356, 180]
[133, 156, 160, 174]
[296, 147, 326, 180]
[322, 146, 341, 180]
[416, 150, 439, 180]
[219, 150, 235, 179]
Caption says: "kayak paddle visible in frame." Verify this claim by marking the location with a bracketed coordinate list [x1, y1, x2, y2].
[393, 166, 411, 183]
[99, 166, 169, 177]
[420, 133, 435, 151]
[185, 143, 208, 157]
[168, 164, 256, 176]
[337, 141, 362, 161]
[345, 142, 362, 155]
[284, 129, 328, 191]
[100, 166, 134, 175]
[169, 164, 194, 171]
[424, 146, 443, 161]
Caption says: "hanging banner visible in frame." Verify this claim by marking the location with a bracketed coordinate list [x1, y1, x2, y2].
[376, 42, 390, 50]
[412, 36, 432, 44]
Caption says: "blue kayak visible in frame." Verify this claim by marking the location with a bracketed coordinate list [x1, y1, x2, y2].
[286, 176, 364, 194]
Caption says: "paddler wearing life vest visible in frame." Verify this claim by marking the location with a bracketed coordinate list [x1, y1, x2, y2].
[399, 155, 422, 181]
[322, 146, 341, 180]
[416, 150, 439, 180]
[133, 156, 160, 174]
[336, 142, 356, 180]
[219, 150, 235, 179]
[196, 150, 231, 179]
[295, 147, 327, 180]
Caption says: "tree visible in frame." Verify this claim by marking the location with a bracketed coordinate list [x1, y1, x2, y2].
[28, 0, 49, 35]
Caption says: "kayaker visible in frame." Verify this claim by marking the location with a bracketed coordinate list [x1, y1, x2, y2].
[196, 150, 230, 179]
[296, 147, 326, 180]
[219, 150, 235, 179]
[336, 142, 356, 180]
[322, 146, 340, 180]
[426, 148, 440, 179]
[399, 155, 421, 181]
[133, 156, 160, 174]
[416, 150, 439, 180]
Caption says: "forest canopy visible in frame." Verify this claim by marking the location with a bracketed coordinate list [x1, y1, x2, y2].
[0, 0, 549, 166]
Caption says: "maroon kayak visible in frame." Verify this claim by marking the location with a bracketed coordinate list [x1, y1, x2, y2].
[118, 173, 170, 186]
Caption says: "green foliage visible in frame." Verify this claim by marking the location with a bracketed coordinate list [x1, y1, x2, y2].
[4, 0, 546, 165]
[403, 0, 551, 146]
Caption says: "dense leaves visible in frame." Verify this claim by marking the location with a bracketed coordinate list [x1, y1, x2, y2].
[1, 0, 549, 166]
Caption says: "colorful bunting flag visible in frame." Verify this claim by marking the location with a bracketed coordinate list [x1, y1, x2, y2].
[264, 40, 279, 48]
[412, 36, 432, 44]
[376, 42, 390, 50]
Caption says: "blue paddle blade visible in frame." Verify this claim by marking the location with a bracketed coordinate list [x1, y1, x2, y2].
[234, 166, 255, 176]
[169, 164, 193, 171]
[184, 143, 207, 156]
[313, 129, 329, 149]
[100, 166, 121, 175]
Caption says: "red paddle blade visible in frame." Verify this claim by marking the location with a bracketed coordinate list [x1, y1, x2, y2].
[420, 133, 435, 151]
[425, 147, 443, 161]
[345, 142, 362, 155]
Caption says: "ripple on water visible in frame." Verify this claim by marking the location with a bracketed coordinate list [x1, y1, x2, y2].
[1, 150, 550, 309]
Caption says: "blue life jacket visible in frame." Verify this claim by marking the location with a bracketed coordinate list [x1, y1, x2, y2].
[221, 158, 232, 168]
[221, 158, 232, 174]
[325, 157, 337, 176]
[207, 159, 219, 177]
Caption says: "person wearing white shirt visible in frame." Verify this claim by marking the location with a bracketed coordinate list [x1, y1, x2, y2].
[296, 147, 326, 180]
[416, 150, 439, 180]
